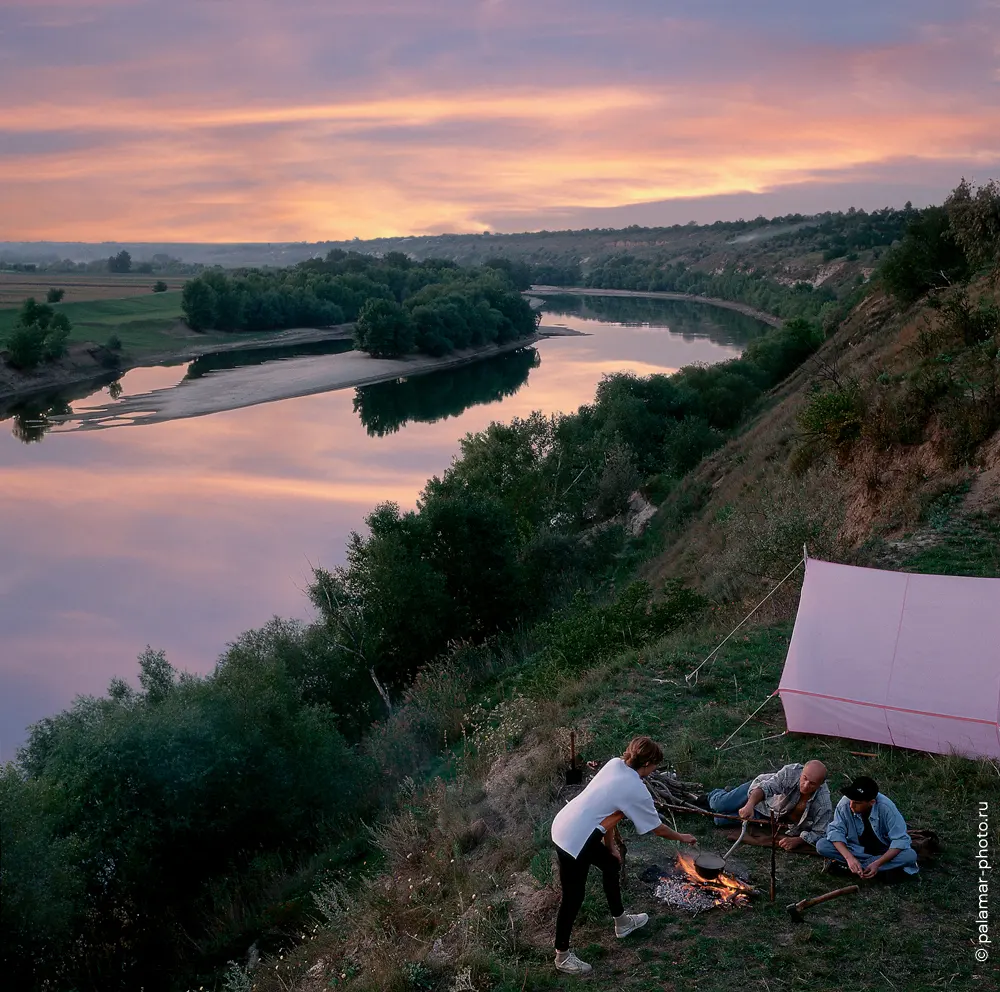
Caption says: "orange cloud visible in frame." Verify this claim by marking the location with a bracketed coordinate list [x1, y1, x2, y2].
[2, 7, 998, 240]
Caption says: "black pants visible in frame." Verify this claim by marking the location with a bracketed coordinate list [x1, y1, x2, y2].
[555, 829, 624, 951]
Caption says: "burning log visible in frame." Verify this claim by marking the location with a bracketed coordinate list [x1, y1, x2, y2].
[647, 853, 757, 915]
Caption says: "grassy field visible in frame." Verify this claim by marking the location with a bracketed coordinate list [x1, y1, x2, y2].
[247, 517, 998, 992]
[0, 291, 289, 359]
[0, 291, 188, 352]
[0, 272, 187, 307]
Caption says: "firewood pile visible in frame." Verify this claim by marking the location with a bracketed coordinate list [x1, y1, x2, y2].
[642, 768, 705, 811]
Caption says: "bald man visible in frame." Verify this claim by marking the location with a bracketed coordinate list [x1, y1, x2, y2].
[706, 760, 833, 851]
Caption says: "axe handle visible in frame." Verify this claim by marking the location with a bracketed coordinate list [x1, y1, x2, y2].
[795, 885, 859, 911]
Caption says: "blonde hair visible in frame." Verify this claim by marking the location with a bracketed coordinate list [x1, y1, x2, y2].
[623, 736, 663, 770]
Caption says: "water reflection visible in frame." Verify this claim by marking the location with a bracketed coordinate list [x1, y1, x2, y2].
[353, 347, 540, 437]
[185, 338, 354, 379]
[540, 294, 768, 343]
[2, 376, 118, 443]
[0, 298, 767, 758]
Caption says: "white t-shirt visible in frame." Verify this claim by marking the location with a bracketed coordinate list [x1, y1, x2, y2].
[551, 757, 662, 858]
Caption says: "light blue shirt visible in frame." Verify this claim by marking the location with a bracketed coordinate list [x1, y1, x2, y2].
[826, 793, 919, 874]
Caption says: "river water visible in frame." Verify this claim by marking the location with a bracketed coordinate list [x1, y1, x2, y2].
[0, 296, 766, 758]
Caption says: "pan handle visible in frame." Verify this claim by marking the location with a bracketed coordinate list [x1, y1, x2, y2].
[723, 819, 749, 860]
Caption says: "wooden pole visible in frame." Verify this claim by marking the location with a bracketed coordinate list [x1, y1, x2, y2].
[769, 811, 777, 904]
[654, 802, 773, 827]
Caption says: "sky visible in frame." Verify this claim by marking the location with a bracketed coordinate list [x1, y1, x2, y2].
[1, 0, 999, 241]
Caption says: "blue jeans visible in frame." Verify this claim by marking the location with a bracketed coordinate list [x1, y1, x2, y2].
[708, 782, 751, 827]
[815, 838, 919, 873]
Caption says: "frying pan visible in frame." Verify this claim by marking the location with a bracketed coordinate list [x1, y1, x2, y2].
[694, 819, 748, 879]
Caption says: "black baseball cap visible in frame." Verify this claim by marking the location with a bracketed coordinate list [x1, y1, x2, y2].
[842, 776, 879, 801]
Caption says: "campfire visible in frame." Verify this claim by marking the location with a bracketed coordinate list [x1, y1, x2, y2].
[649, 853, 756, 914]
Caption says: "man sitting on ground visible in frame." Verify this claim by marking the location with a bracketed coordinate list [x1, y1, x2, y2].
[705, 760, 832, 851]
[816, 775, 918, 878]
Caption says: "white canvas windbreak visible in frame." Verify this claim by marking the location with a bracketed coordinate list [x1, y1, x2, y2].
[778, 559, 1000, 759]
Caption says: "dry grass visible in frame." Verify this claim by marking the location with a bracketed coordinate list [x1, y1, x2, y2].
[644, 284, 1000, 604]
[0, 272, 187, 307]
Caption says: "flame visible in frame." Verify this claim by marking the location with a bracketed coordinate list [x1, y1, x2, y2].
[675, 853, 754, 905]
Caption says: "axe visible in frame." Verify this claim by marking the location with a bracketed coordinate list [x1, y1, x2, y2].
[786, 884, 859, 922]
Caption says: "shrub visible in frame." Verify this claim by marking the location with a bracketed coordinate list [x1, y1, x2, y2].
[152, 280, 168, 293]
[106, 333, 123, 351]
[661, 416, 725, 476]
[797, 383, 865, 450]
[3, 298, 72, 369]
[880, 206, 970, 304]
[45, 287, 64, 303]
[533, 579, 705, 671]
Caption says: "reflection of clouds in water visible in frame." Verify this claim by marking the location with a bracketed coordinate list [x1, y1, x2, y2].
[66, 365, 187, 414]
[0, 308, 746, 758]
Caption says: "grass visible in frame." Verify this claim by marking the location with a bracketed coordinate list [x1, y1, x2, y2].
[545, 624, 993, 992]
[244, 513, 998, 992]
[0, 272, 187, 307]
[904, 513, 1000, 578]
[0, 292, 185, 351]
[0, 291, 301, 359]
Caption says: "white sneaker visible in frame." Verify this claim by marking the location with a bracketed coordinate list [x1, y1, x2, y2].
[554, 950, 593, 975]
[614, 912, 649, 938]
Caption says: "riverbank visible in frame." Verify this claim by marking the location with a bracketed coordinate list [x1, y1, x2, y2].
[0, 324, 356, 407]
[65, 334, 545, 429]
[529, 285, 784, 327]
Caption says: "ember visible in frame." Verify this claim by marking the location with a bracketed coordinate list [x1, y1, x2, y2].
[649, 853, 755, 914]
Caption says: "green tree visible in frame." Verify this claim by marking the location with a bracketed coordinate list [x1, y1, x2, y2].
[45, 287, 65, 303]
[880, 206, 970, 304]
[152, 280, 168, 293]
[181, 278, 217, 331]
[945, 178, 1000, 274]
[354, 298, 415, 357]
[3, 298, 72, 370]
[107, 249, 132, 273]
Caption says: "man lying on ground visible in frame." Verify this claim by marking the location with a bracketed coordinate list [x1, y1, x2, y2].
[550, 736, 698, 977]
[705, 759, 832, 851]
[816, 775, 919, 879]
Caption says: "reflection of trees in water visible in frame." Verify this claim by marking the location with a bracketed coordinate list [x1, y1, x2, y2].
[354, 347, 540, 437]
[540, 294, 767, 345]
[2, 375, 121, 443]
[7, 398, 73, 443]
[185, 339, 354, 379]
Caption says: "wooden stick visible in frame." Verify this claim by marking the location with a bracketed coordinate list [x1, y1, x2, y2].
[849, 751, 878, 758]
[769, 811, 777, 904]
[655, 802, 772, 827]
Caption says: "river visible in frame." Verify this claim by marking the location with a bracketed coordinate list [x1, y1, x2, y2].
[0, 295, 767, 759]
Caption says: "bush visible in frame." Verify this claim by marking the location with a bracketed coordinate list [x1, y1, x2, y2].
[533, 580, 705, 671]
[152, 280, 168, 293]
[797, 383, 865, 451]
[106, 333, 123, 351]
[45, 287, 64, 303]
[662, 416, 725, 476]
[880, 207, 970, 304]
[2, 299, 71, 370]
[744, 317, 823, 384]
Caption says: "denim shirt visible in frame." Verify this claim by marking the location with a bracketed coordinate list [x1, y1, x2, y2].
[747, 762, 833, 846]
[826, 794, 919, 874]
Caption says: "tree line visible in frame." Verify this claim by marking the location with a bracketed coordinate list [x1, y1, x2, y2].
[179, 252, 538, 358]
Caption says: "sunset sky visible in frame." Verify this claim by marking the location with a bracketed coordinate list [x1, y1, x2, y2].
[2, 0, 999, 241]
